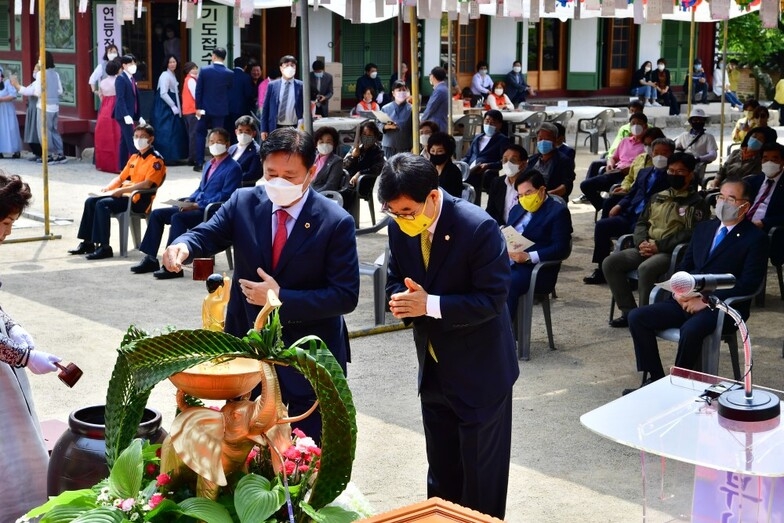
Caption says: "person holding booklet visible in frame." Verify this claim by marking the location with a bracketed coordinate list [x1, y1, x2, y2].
[130, 127, 242, 279]
[68, 124, 166, 260]
[504, 170, 572, 319]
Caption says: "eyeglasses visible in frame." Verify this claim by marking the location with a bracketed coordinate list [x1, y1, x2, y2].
[382, 201, 426, 221]
[666, 170, 690, 176]
[716, 195, 748, 205]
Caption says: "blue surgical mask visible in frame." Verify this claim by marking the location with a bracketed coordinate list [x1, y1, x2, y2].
[747, 137, 763, 151]
[537, 140, 554, 155]
[314, 72, 324, 78]
[483, 124, 496, 137]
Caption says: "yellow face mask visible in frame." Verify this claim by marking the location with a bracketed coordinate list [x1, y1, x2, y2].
[393, 198, 435, 237]
[519, 190, 545, 213]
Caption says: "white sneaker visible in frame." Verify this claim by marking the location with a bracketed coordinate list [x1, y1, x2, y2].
[644, 102, 652, 107]
[651, 101, 662, 107]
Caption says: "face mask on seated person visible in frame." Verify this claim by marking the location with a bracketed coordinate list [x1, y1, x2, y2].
[430, 153, 449, 166]
[236, 133, 253, 146]
[652, 155, 668, 170]
[317, 143, 334, 156]
[519, 191, 545, 213]
[667, 174, 688, 190]
[715, 199, 744, 223]
[747, 137, 763, 151]
[420, 134, 430, 147]
[761, 161, 781, 178]
[483, 124, 496, 137]
[537, 140, 553, 155]
[361, 136, 376, 148]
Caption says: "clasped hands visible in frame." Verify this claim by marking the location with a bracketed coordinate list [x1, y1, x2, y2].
[389, 278, 428, 319]
[638, 240, 658, 257]
[675, 292, 708, 315]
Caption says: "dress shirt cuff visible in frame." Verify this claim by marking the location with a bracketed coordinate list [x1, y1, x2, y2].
[426, 294, 442, 319]
[529, 251, 540, 264]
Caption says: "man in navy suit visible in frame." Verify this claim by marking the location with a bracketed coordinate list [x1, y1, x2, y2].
[626, 178, 768, 392]
[519, 122, 576, 198]
[114, 54, 142, 171]
[131, 127, 242, 278]
[194, 47, 234, 171]
[420, 67, 449, 138]
[228, 115, 261, 185]
[748, 143, 784, 274]
[227, 57, 254, 145]
[506, 170, 573, 318]
[163, 128, 359, 442]
[260, 55, 304, 140]
[462, 109, 510, 206]
[381, 153, 518, 519]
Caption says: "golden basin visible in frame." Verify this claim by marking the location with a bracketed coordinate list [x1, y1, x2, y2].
[169, 358, 264, 400]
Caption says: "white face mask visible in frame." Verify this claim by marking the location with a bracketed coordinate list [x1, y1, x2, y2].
[657, 64, 665, 71]
[630, 124, 644, 136]
[761, 161, 781, 178]
[652, 155, 668, 170]
[369, 71, 378, 79]
[133, 137, 149, 151]
[126, 64, 137, 75]
[236, 133, 253, 146]
[107, 53, 118, 61]
[209, 143, 227, 156]
[644, 66, 651, 73]
[502, 161, 518, 177]
[394, 91, 408, 102]
[263, 176, 307, 207]
[317, 142, 334, 155]
[513, 66, 522, 73]
[420, 134, 430, 147]
[494, 89, 504, 96]
[282, 66, 296, 79]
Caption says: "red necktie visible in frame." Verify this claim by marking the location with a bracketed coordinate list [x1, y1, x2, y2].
[747, 179, 774, 220]
[272, 209, 289, 270]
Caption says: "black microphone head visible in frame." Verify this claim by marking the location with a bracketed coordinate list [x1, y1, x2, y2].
[670, 271, 695, 296]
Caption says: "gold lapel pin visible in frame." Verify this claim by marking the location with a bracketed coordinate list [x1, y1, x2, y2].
[304, 222, 311, 229]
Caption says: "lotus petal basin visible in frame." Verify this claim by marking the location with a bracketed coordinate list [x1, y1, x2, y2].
[169, 358, 263, 400]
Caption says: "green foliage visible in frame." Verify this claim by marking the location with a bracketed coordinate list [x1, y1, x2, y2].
[300, 502, 360, 523]
[108, 439, 143, 499]
[728, 13, 784, 69]
[234, 474, 286, 521]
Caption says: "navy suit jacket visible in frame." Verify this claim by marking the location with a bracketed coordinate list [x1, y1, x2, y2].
[187, 156, 243, 208]
[676, 218, 768, 317]
[420, 82, 449, 135]
[173, 187, 359, 369]
[617, 166, 670, 218]
[462, 133, 510, 172]
[228, 67, 254, 115]
[228, 142, 261, 184]
[195, 62, 234, 117]
[747, 174, 784, 231]
[114, 73, 139, 121]
[507, 196, 573, 263]
[521, 150, 577, 197]
[386, 194, 519, 418]
[260, 79, 304, 134]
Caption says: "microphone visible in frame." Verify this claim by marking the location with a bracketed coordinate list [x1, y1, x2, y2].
[669, 271, 736, 296]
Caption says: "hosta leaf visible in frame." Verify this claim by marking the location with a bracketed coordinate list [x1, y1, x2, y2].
[177, 497, 234, 523]
[108, 439, 143, 499]
[40, 505, 90, 523]
[235, 474, 286, 522]
[71, 507, 126, 523]
[300, 502, 361, 523]
[24, 490, 96, 518]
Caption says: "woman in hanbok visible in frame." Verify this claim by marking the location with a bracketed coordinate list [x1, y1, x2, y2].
[94, 60, 122, 173]
[22, 64, 42, 161]
[0, 66, 22, 158]
[88, 44, 119, 96]
[150, 55, 187, 163]
[0, 173, 62, 521]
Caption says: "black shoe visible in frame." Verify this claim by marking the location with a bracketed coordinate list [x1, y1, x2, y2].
[193, 164, 204, 172]
[583, 269, 606, 285]
[153, 267, 184, 279]
[130, 256, 160, 274]
[85, 245, 113, 260]
[609, 316, 629, 328]
[68, 242, 95, 255]
[11, 152, 20, 159]
[622, 377, 655, 396]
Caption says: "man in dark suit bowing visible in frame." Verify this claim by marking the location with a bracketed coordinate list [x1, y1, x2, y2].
[163, 128, 359, 442]
[260, 55, 304, 140]
[462, 109, 510, 206]
[626, 178, 768, 393]
[229, 115, 262, 185]
[114, 54, 143, 171]
[381, 153, 518, 520]
[132, 127, 243, 278]
[194, 47, 234, 171]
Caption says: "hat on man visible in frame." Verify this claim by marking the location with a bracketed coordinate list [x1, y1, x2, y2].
[688, 108, 708, 122]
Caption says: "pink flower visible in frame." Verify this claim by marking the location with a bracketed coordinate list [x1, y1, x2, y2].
[245, 446, 259, 466]
[284, 460, 296, 476]
[292, 428, 306, 439]
[145, 463, 158, 476]
[298, 464, 310, 473]
[282, 446, 302, 460]
[156, 473, 171, 486]
[120, 498, 135, 511]
[149, 492, 165, 509]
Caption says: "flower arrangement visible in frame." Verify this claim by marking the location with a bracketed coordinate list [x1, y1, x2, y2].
[25, 308, 367, 522]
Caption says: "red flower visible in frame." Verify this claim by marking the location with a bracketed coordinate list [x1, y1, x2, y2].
[156, 473, 171, 486]
[284, 460, 296, 476]
[292, 428, 306, 439]
[149, 492, 165, 509]
[282, 446, 302, 460]
[145, 463, 158, 476]
[298, 464, 310, 473]
[155, 447, 162, 458]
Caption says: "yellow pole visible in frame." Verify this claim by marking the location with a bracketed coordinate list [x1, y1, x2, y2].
[409, 7, 420, 154]
[39, 0, 50, 235]
[719, 20, 728, 165]
[686, 7, 696, 118]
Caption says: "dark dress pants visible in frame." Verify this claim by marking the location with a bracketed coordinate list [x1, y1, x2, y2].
[420, 363, 513, 520]
[591, 214, 635, 264]
[139, 207, 203, 257]
[585, 159, 607, 182]
[117, 120, 135, 172]
[627, 298, 723, 380]
[77, 196, 132, 246]
[506, 262, 559, 318]
[195, 114, 228, 166]
[580, 170, 624, 211]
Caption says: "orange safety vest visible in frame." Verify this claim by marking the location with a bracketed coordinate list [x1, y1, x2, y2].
[182, 78, 196, 116]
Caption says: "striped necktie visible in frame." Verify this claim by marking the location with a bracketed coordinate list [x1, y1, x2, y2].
[278, 81, 290, 124]
[421, 232, 438, 363]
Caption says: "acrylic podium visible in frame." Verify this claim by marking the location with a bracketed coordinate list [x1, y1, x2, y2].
[581, 367, 784, 522]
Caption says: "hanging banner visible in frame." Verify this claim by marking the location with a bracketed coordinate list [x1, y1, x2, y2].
[585, 0, 600, 11]
[759, 0, 779, 27]
[647, 0, 663, 21]
[601, 0, 615, 16]
[633, 0, 644, 22]
[95, 3, 123, 54]
[189, 4, 228, 65]
[661, 0, 673, 14]
[709, 0, 730, 18]
[544, 0, 555, 12]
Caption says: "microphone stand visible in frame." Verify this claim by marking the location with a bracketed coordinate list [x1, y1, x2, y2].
[705, 295, 780, 422]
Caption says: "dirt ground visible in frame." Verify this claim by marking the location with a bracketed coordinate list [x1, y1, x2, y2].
[0, 124, 781, 522]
